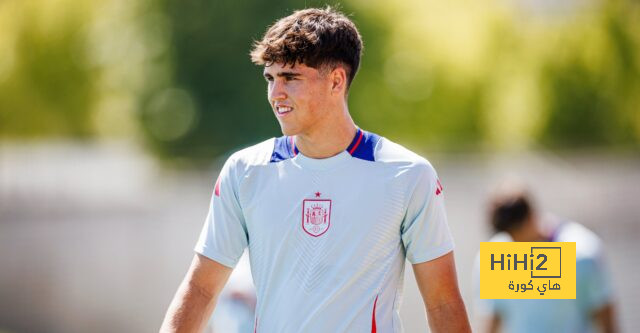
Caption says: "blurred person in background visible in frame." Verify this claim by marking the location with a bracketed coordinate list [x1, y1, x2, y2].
[161, 6, 470, 333]
[473, 181, 617, 333]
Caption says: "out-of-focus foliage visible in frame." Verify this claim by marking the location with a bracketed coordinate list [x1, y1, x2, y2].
[347, 0, 640, 150]
[540, 3, 640, 147]
[0, 0, 94, 137]
[1, 0, 638, 158]
[0, 0, 171, 139]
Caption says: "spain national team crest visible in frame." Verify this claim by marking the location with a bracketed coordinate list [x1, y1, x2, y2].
[302, 198, 332, 237]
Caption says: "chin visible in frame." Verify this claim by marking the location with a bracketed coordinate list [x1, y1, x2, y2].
[279, 124, 299, 137]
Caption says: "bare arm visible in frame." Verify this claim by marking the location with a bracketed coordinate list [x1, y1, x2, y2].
[593, 303, 617, 333]
[413, 251, 471, 333]
[485, 313, 501, 333]
[160, 253, 233, 333]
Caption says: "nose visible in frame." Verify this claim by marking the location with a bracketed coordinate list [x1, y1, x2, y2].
[269, 80, 287, 103]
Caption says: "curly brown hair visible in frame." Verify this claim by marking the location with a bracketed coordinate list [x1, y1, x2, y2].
[250, 7, 363, 89]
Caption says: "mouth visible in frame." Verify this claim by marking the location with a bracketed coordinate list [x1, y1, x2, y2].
[275, 105, 293, 116]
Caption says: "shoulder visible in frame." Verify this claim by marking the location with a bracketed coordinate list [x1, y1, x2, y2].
[224, 138, 275, 172]
[555, 221, 603, 260]
[374, 136, 439, 178]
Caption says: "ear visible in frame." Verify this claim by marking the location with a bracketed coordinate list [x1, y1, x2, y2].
[329, 66, 347, 95]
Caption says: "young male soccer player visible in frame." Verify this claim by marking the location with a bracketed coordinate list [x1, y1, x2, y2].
[161, 7, 470, 332]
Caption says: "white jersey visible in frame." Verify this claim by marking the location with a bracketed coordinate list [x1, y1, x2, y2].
[196, 129, 454, 333]
[473, 220, 614, 333]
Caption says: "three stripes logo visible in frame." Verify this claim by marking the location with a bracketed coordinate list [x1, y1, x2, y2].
[435, 179, 443, 196]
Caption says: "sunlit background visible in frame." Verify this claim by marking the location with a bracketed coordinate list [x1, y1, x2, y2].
[1, 0, 639, 332]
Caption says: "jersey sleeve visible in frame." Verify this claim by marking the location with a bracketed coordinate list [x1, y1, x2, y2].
[194, 156, 248, 268]
[401, 163, 454, 264]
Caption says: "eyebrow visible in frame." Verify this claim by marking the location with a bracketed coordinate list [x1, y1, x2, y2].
[263, 71, 302, 78]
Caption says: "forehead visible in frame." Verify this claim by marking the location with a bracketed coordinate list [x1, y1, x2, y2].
[263, 62, 320, 76]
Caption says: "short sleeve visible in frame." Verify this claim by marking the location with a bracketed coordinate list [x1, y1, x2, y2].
[401, 163, 454, 264]
[195, 156, 248, 268]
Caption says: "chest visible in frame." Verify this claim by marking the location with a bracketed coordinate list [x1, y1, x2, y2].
[238, 164, 411, 242]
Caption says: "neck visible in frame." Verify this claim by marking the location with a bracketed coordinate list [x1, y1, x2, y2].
[508, 222, 548, 242]
[295, 105, 357, 159]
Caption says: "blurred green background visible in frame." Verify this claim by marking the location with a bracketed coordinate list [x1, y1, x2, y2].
[1, 0, 638, 159]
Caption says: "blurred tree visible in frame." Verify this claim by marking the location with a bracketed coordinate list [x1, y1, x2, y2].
[540, 1, 640, 147]
[0, 1, 94, 138]
[347, 0, 640, 151]
[0, 0, 172, 141]
[346, 1, 487, 151]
